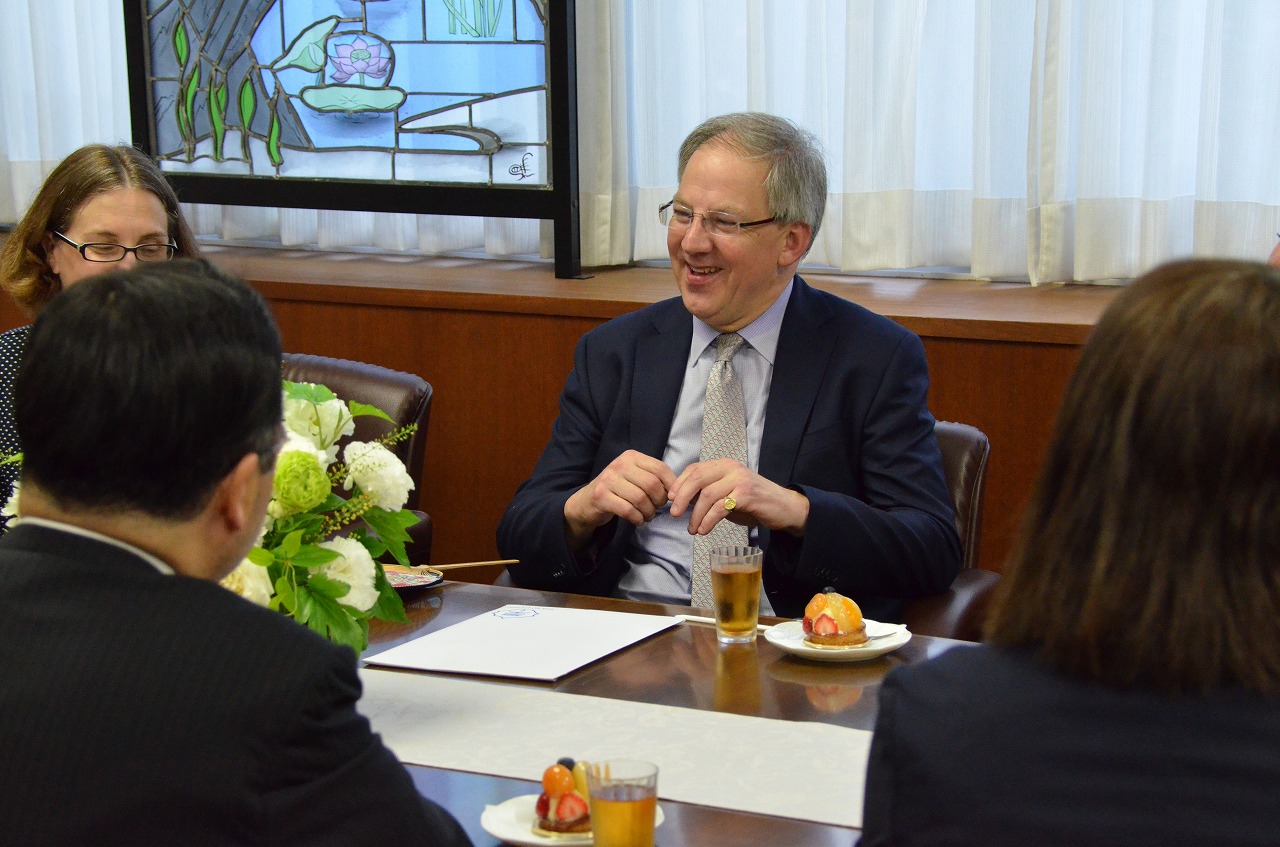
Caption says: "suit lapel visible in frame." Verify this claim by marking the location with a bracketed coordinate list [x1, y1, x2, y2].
[631, 300, 693, 458]
[759, 276, 836, 483]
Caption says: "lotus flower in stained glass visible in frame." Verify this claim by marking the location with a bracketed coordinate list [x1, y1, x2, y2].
[330, 36, 390, 84]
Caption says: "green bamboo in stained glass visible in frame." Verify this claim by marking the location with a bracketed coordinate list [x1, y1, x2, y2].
[239, 76, 257, 162]
[210, 73, 227, 160]
[182, 64, 200, 161]
[267, 113, 283, 168]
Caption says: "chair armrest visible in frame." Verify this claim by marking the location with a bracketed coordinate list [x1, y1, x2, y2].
[901, 568, 1002, 642]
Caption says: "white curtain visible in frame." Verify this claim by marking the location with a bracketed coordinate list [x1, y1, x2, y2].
[3, 1, 1280, 284]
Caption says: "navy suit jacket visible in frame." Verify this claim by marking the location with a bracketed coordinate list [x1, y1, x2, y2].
[0, 523, 472, 846]
[497, 276, 960, 620]
[863, 645, 1280, 846]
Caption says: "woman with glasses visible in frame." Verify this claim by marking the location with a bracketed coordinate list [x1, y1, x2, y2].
[0, 144, 199, 513]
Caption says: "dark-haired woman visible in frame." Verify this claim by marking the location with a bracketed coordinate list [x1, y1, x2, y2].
[862, 258, 1280, 846]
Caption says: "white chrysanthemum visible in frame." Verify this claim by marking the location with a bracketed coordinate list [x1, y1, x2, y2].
[221, 559, 274, 606]
[1, 480, 20, 520]
[283, 389, 355, 462]
[316, 536, 379, 612]
[343, 441, 415, 511]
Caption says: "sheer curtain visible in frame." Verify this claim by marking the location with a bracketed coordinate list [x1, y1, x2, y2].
[3, 0, 1280, 283]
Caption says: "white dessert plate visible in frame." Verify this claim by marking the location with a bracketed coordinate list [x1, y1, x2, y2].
[764, 619, 911, 662]
[480, 794, 664, 847]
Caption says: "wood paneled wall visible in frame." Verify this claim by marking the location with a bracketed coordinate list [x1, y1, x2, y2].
[1, 244, 1115, 573]
[212, 248, 1115, 572]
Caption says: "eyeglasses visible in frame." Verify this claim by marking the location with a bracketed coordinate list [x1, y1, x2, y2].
[51, 231, 176, 263]
[659, 202, 777, 237]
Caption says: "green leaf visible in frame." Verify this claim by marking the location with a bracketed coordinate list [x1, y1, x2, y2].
[289, 545, 342, 569]
[267, 114, 283, 167]
[210, 80, 226, 160]
[274, 576, 297, 614]
[370, 570, 409, 623]
[0, 452, 22, 467]
[294, 584, 316, 624]
[307, 591, 367, 652]
[361, 507, 418, 567]
[238, 77, 257, 131]
[348, 401, 393, 423]
[271, 16, 339, 72]
[173, 20, 189, 68]
[247, 546, 274, 567]
[307, 573, 352, 600]
[280, 529, 305, 558]
[316, 492, 346, 512]
[284, 381, 338, 404]
[183, 65, 200, 139]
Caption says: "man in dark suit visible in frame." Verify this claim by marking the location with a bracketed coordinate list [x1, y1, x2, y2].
[498, 113, 960, 621]
[0, 261, 471, 846]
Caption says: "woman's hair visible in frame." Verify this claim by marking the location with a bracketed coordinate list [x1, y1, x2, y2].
[0, 144, 198, 316]
[678, 112, 827, 255]
[986, 258, 1280, 694]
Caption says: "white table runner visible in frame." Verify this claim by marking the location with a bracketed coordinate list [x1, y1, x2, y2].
[358, 668, 869, 829]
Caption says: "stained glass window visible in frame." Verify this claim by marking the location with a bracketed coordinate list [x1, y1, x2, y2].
[124, 0, 580, 276]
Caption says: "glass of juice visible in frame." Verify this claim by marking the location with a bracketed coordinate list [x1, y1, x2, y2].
[586, 759, 658, 847]
[710, 545, 764, 644]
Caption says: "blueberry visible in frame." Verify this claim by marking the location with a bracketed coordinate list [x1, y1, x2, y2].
[557, 756, 576, 770]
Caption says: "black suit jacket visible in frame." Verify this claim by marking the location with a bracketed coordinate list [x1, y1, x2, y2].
[0, 523, 471, 846]
[497, 276, 960, 620]
[862, 644, 1280, 846]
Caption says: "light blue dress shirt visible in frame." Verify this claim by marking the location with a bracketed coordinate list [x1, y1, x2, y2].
[614, 280, 793, 610]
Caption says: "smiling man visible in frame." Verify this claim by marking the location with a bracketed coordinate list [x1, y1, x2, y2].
[498, 113, 960, 621]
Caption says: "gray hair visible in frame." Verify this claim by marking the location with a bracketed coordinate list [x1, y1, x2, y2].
[677, 112, 827, 253]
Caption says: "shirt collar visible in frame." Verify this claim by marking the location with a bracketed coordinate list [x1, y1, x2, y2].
[15, 515, 177, 576]
[687, 277, 794, 367]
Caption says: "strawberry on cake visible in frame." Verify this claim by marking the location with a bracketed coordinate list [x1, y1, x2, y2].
[533, 758, 591, 836]
[802, 589, 868, 648]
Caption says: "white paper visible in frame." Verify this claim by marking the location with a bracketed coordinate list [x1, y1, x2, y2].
[363, 604, 682, 680]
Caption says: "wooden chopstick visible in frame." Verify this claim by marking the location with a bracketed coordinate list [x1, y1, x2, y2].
[427, 559, 519, 571]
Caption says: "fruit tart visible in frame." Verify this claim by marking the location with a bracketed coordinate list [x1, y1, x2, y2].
[533, 757, 591, 836]
[802, 589, 868, 648]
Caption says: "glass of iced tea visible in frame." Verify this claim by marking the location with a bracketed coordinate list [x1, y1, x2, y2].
[710, 545, 764, 644]
[586, 759, 659, 847]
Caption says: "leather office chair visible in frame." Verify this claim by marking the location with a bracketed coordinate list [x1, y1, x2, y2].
[900, 420, 1000, 642]
[281, 353, 434, 563]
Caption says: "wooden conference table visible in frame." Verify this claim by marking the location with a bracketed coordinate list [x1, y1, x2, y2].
[365, 580, 966, 846]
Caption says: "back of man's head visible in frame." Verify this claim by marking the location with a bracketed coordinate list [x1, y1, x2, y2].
[16, 259, 282, 519]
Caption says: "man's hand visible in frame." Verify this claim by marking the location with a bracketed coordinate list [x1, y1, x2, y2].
[563, 450, 677, 549]
[668, 458, 809, 538]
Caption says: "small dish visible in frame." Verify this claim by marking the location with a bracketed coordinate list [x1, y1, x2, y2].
[383, 566, 444, 591]
[764, 619, 911, 662]
[480, 794, 664, 846]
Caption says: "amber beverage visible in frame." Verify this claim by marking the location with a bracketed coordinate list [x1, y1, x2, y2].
[586, 760, 659, 847]
[709, 545, 764, 644]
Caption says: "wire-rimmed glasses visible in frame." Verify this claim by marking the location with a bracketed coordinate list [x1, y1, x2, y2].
[658, 201, 777, 237]
[51, 231, 177, 263]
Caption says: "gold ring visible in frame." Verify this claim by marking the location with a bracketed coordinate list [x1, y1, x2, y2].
[723, 496, 737, 512]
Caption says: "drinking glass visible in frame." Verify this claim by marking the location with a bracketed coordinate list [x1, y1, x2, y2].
[710, 545, 764, 644]
[586, 759, 659, 847]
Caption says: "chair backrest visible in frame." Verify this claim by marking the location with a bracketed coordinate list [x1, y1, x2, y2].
[933, 420, 991, 571]
[281, 353, 432, 511]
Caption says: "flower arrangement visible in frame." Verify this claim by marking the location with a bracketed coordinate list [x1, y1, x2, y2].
[221, 380, 416, 652]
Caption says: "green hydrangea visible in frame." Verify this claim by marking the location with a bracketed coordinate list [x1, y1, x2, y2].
[272, 450, 329, 514]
